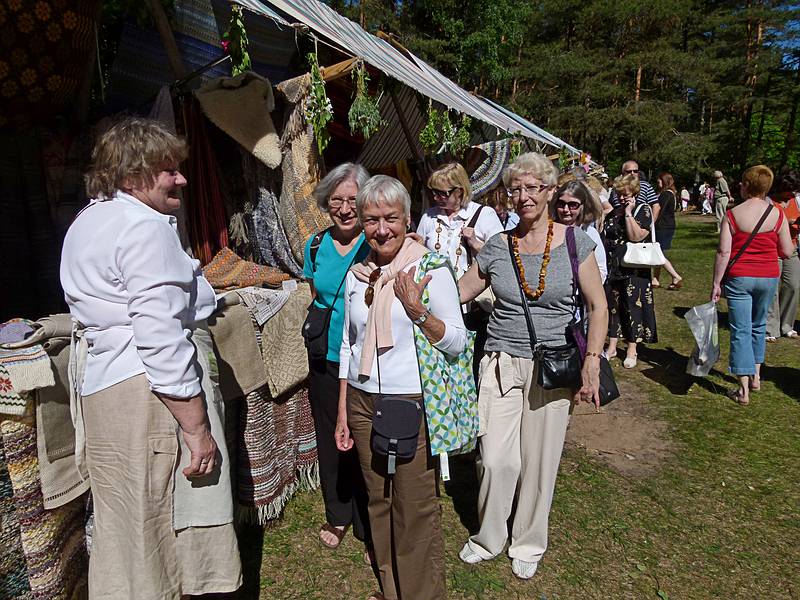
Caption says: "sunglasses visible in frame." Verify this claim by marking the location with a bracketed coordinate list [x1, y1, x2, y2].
[555, 200, 582, 211]
[430, 187, 458, 199]
[623, 169, 640, 175]
[364, 267, 382, 307]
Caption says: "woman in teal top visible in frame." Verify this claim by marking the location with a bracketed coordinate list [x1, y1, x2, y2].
[303, 163, 372, 558]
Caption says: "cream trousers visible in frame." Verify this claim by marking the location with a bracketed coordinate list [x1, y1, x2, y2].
[467, 352, 571, 563]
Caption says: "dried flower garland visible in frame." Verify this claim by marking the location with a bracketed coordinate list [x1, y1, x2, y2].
[305, 51, 333, 155]
[348, 62, 384, 140]
[512, 219, 554, 300]
[419, 100, 440, 154]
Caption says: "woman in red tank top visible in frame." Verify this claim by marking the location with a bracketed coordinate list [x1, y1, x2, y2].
[710, 165, 794, 405]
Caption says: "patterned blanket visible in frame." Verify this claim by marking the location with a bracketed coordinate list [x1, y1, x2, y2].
[0, 441, 30, 599]
[203, 247, 291, 291]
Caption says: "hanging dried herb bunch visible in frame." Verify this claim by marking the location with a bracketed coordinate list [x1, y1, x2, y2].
[305, 51, 334, 155]
[419, 100, 441, 154]
[348, 62, 384, 140]
[450, 114, 472, 157]
[222, 5, 251, 76]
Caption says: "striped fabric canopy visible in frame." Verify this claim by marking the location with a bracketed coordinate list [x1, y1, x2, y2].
[236, 0, 586, 155]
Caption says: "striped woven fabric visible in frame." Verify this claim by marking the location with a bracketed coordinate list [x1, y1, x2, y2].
[0, 420, 88, 600]
[0, 441, 31, 599]
[203, 247, 290, 291]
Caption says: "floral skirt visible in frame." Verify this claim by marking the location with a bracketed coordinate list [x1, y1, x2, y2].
[607, 275, 658, 343]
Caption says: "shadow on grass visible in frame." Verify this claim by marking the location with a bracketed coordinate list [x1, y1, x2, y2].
[672, 306, 729, 330]
[443, 451, 480, 535]
[637, 345, 733, 397]
[760, 364, 800, 401]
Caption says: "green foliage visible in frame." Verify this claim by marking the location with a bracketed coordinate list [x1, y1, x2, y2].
[305, 52, 334, 155]
[222, 5, 252, 76]
[348, 62, 384, 140]
[419, 102, 441, 154]
[344, 0, 800, 183]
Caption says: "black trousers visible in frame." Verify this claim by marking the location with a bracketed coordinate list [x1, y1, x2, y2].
[308, 357, 371, 542]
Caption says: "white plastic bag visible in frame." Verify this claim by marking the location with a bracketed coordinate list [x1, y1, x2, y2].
[685, 301, 720, 377]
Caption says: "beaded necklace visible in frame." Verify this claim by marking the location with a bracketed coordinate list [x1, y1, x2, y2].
[511, 219, 554, 300]
[433, 220, 464, 258]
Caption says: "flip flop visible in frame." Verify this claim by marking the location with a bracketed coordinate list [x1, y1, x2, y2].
[667, 279, 683, 290]
[726, 388, 749, 406]
[319, 523, 347, 549]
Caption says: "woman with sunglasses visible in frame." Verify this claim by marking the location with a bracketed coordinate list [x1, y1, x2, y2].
[303, 163, 372, 556]
[334, 175, 468, 600]
[604, 173, 658, 368]
[456, 153, 607, 581]
[417, 162, 503, 277]
[551, 180, 608, 283]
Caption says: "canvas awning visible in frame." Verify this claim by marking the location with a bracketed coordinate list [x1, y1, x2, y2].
[236, 0, 585, 154]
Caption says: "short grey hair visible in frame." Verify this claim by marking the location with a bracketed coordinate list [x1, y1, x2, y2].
[502, 152, 559, 187]
[356, 175, 411, 221]
[713, 170, 724, 179]
[313, 162, 370, 211]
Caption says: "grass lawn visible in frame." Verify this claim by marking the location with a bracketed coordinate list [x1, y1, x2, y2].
[243, 212, 799, 599]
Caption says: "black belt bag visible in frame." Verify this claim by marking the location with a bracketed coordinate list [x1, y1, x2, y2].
[371, 395, 422, 475]
[302, 305, 330, 361]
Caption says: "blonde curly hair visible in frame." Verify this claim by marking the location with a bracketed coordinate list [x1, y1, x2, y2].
[85, 117, 188, 198]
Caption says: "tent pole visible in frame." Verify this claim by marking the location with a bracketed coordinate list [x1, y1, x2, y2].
[144, 0, 188, 79]
[390, 89, 423, 161]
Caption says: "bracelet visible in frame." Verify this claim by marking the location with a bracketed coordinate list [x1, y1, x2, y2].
[585, 351, 601, 358]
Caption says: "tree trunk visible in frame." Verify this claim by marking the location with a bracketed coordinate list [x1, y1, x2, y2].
[144, 0, 187, 79]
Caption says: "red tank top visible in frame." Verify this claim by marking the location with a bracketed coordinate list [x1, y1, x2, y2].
[726, 208, 783, 278]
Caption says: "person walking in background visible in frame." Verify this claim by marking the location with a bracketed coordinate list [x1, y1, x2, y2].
[713, 170, 733, 232]
[766, 169, 800, 341]
[485, 184, 520, 230]
[651, 172, 683, 290]
[702, 181, 714, 215]
[710, 165, 794, 405]
[303, 163, 372, 558]
[607, 160, 659, 207]
[604, 173, 658, 369]
[680, 186, 690, 212]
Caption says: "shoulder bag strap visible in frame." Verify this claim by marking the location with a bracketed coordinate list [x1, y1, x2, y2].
[507, 234, 538, 357]
[565, 226, 585, 322]
[632, 202, 657, 243]
[462, 205, 486, 266]
[723, 204, 773, 280]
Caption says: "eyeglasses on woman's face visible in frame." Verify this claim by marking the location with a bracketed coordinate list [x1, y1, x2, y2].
[364, 267, 382, 307]
[328, 196, 356, 210]
[429, 187, 458, 199]
[555, 199, 582, 211]
[507, 184, 552, 199]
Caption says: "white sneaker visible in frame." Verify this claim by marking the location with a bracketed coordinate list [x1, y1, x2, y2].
[786, 330, 798, 338]
[459, 543, 484, 565]
[511, 558, 539, 579]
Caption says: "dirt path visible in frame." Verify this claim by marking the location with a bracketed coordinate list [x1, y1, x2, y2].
[565, 380, 673, 477]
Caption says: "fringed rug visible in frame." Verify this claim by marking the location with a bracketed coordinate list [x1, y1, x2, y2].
[0, 420, 88, 600]
[0, 441, 31, 599]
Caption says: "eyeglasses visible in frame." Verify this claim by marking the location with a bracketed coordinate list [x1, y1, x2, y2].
[329, 196, 356, 209]
[429, 187, 458, 199]
[622, 169, 640, 175]
[555, 200, 582, 211]
[507, 184, 552, 198]
[364, 267, 382, 307]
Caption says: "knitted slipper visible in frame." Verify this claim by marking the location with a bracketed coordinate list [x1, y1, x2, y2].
[319, 523, 347, 549]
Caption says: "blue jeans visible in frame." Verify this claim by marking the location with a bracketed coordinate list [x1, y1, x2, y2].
[724, 276, 779, 375]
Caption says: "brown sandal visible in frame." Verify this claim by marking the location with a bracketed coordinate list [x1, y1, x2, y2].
[726, 388, 749, 406]
[319, 523, 347, 549]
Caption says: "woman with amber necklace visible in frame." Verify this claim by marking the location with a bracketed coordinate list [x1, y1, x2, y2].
[457, 152, 607, 580]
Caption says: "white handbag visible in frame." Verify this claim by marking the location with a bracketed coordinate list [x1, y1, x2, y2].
[621, 204, 667, 268]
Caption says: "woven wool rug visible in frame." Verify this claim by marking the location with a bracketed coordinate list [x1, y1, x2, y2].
[0, 420, 88, 600]
[0, 441, 31, 599]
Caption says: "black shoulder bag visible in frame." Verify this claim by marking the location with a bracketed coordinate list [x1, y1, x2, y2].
[507, 234, 581, 390]
[302, 229, 360, 361]
[565, 227, 620, 406]
[370, 342, 422, 476]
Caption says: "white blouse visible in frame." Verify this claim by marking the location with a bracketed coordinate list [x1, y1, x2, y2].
[60, 191, 217, 397]
[416, 201, 504, 276]
[338, 258, 467, 394]
[584, 224, 608, 283]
